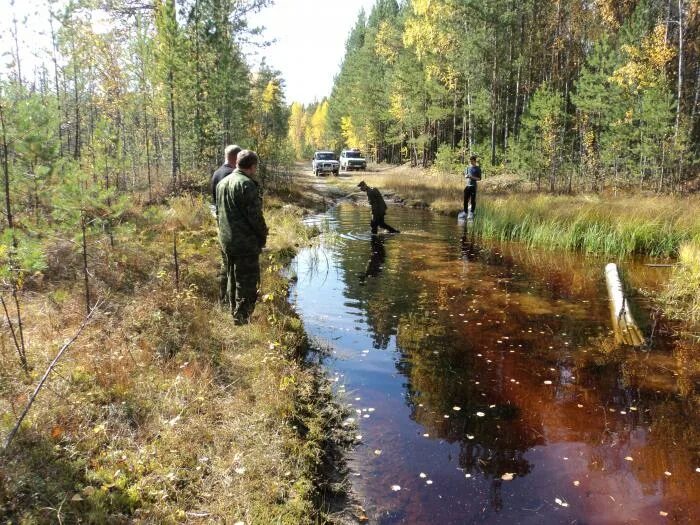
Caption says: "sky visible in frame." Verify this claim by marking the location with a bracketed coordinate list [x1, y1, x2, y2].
[247, 0, 376, 105]
[0, 0, 376, 106]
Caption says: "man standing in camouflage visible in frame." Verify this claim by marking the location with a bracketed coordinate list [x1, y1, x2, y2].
[358, 181, 400, 235]
[216, 150, 268, 325]
[212, 145, 241, 305]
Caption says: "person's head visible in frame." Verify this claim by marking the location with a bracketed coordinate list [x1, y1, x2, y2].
[358, 181, 368, 192]
[225, 144, 242, 166]
[470, 154, 478, 166]
[237, 150, 259, 176]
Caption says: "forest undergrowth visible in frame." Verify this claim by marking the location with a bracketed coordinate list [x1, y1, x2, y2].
[0, 187, 352, 524]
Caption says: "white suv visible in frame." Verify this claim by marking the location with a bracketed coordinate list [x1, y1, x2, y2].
[339, 149, 367, 171]
[312, 151, 339, 177]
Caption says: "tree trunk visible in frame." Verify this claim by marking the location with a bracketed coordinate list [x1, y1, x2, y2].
[49, 14, 63, 157]
[467, 77, 473, 154]
[0, 97, 13, 230]
[452, 83, 457, 150]
[81, 213, 91, 315]
[513, 63, 521, 139]
[1, 296, 27, 374]
[675, 0, 684, 138]
[168, 68, 178, 193]
[490, 45, 498, 166]
[145, 112, 153, 201]
[173, 231, 180, 292]
[71, 37, 81, 160]
[11, 16, 23, 89]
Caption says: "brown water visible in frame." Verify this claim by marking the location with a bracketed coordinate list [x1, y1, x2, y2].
[289, 204, 700, 525]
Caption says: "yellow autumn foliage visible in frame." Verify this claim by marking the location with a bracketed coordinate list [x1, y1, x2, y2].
[403, 0, 460, 85]
[306, 101, 330, 150]
[341, 116, 362, 149]
[611, 25, 675, 92]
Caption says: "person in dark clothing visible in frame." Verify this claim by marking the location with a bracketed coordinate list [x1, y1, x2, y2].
[463, 154, 482, 217]
[358, 181, 400, 235]
[217, 150, 268, 325]
[211, 145, 241, 206]
[212, 145, 242, 305]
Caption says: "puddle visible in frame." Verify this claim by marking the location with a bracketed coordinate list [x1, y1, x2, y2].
[289, 204, 700, 524]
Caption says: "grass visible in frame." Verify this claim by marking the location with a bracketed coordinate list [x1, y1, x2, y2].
[472, 195, 699, 258]
[661, 241, 700, 335]
[0, 191, 350, 524]
[334, 164, 700, 258]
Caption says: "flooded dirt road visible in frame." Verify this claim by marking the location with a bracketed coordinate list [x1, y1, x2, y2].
[289, 204, 700, 524]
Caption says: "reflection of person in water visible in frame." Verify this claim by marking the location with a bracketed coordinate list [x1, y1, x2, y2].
[360, 235, 386, 283]
[461, 226, 479, 261]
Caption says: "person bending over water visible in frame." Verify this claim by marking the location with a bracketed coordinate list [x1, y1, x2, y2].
[358, 181, 400, 235]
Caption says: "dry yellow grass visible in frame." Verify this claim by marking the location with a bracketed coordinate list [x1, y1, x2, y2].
[0, 194, 348, 524]
[661, 241, 700, 334]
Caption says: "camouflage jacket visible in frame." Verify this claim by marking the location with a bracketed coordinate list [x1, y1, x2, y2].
[216, 169, 268, 256]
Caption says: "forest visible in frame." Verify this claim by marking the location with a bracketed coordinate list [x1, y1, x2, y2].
[1, 0, 293, 329]
[290, 0, 699, 192]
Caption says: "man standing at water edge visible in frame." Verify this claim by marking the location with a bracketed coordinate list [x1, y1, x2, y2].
[212, 144, 242, 305]
[464, 154, 482, 219]
[217, 150, 268, 325]
[358, 181, 400, 235]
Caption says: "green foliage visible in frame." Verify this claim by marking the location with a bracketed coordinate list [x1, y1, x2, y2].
[320, 0, 698, 189]
[433, 144, 462, 174]
[511, 83, 565, 190]
[0, 229, 46, 285]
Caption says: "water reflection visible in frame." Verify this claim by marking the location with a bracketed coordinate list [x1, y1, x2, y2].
[361, 236, 387, 282]
[292, 204, 700, 524]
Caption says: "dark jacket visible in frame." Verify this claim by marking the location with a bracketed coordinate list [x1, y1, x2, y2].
[211, 163, 234, 205]
[217, 169, 268, 256]
[366, 187, 388, 216]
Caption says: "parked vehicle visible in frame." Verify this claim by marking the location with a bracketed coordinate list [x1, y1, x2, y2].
[339, 149, 367, 171]
[312, 151, 339, 177]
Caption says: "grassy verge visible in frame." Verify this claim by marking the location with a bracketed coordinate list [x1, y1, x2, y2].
[0, 191, 349, 523]
[335, 165, 700, 258]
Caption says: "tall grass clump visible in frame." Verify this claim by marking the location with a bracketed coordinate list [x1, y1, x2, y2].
[661, 241, 700, 332]
[472, 195, 700, 258]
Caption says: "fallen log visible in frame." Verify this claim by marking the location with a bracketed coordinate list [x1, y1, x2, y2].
[605, 263, 645, 346]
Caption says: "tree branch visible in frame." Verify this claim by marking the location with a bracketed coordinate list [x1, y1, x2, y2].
[2, 300, 102, 454]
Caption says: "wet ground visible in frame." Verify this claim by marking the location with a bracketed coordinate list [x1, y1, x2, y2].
[288, 203, 700, 525]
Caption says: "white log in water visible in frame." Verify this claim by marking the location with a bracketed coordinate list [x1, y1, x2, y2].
[604, 263, 645, 346]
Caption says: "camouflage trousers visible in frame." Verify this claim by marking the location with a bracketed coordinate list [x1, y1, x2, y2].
[223, 252, 261, 325]
[218, 249, 229, 305]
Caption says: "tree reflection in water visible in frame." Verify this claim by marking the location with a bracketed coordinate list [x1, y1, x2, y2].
[292, 204, 700, 524]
